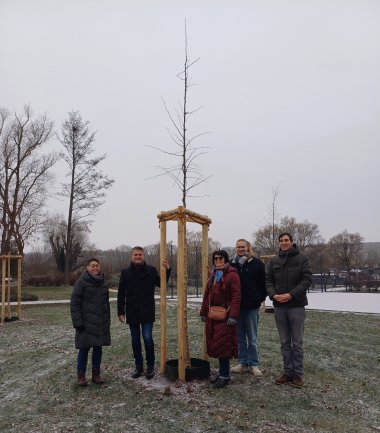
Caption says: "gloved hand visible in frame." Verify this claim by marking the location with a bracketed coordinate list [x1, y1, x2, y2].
[200, 316, 206, 323]
[75, 325, 84, 332]
[227, 318, 237, 326]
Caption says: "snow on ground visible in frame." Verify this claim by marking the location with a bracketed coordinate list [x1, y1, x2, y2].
[11, 291, 380, 314]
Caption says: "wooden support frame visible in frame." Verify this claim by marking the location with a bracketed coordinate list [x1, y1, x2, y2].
[1, 255, 23, 325]
[157, 206, 211, 380]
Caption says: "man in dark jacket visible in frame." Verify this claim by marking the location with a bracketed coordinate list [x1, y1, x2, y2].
[117, 246, 170, 379]
[230, 239, 267, 376]
[266, 232, 312, 388]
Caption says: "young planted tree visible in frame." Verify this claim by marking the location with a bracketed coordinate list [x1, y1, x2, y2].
[150, 24, 211, 371]
[58, 111, 114, 282]
[0, 105, 57, 255]
[148, 24, 210, 204]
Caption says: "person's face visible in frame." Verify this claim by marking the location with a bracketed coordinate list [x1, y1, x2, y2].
[236, 241, 248, 256]
[131, 250, 145, 265]
[87, 261, 100, 274]
[213, 255, 225, 268]
[279, 235, 292, 252]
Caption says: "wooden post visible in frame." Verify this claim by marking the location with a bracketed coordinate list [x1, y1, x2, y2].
[177, 213, 186, 380]
[17, 257, 22, 319]
[7, 257, 11, 320]
[157, 207, 212, 381]
[1, 258, 5, 325]
[159, 221, 167, 374]
[202, 224, 209, 360]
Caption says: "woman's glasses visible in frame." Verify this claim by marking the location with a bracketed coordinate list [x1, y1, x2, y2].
[214, 256, 224, 261]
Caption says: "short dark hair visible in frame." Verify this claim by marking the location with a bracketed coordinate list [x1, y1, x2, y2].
[212, 250, 230, 263]
[278, 232, 293, 242]
[132, 246, 144, 252]
[87, 257, 100, 265]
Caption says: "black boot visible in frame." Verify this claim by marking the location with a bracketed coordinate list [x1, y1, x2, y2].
[131, 365, 143, 379]
[213, 377, 230, 388]
[146, 366, 155, 379]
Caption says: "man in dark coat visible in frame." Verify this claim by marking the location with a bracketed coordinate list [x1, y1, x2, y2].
[266, 232, 312, 388]
[230, 239, 267, 376]
[117, 246, 170, 379]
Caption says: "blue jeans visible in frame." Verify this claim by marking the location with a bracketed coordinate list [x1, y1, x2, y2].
[129, 322, 155, 368]
[236, 307, 260, 367]
[77, 346, 102, 372]
[219, 358, 230, 379]
[274, 307, 305, 377]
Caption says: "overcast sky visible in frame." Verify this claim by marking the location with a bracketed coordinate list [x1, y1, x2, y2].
[1, 0, 379, 250]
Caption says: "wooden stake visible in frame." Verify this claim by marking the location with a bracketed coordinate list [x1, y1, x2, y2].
[177, 214, 186, 380]
[202, 224, 209, 360]
[17, 258, 22, 319]
[7, 257, 11, 320]
[1, 258, 5, 325]
[159, 221, 167, 374]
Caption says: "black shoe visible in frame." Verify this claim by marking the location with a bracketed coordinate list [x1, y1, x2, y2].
[213, 377, 230, 388]
[131, 366, 143, 379]
[146, 366, 155, 379]
[209, 375, 219, 384]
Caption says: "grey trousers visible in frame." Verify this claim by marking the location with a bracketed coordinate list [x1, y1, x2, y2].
[274, 306, 305, 377]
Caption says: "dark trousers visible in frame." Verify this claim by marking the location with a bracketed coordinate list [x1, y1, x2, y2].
[77, 346, 102, 372]
[219, 358, 230, 379]
[274, 307, 305, 377]
[129, 322, 155, 368]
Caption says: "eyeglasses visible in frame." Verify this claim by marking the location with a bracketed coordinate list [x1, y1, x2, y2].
[214, 256, 224, 261]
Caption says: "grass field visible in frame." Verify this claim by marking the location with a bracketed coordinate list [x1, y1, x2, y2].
[0, 301, 379, 433]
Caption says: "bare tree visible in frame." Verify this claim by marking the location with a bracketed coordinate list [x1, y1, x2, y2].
[328, 230, 363, 273]
[0, 105, 57, 254]
[254, 216, 322, 255]
[58, 111, 114, 282]
[147, 22, 211, 206]
[44, 213, 89, 273]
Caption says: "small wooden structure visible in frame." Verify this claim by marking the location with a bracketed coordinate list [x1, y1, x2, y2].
[157, 206, 212, 380]
[1, 255, 23, 325]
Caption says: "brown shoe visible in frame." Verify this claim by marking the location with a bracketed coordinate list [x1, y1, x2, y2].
[275, 374, 292, 385]
[290, 375, 304, 388]
[77, 371, 88, 386]
[91, 369, 104, 385]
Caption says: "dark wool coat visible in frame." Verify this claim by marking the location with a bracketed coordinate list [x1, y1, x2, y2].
[200, 264, 241, 359]
[117, 262, 170, 324]
[70, 271, 111, 349]
[230, 255, 267, 309]
[266, 245, 312, 308]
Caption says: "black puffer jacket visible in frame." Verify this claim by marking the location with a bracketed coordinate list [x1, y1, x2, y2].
[230, 255, 267, 309]
[70, 271, 111, 349]
[266, 245, 312, 308]
[117, 262, 170, 324]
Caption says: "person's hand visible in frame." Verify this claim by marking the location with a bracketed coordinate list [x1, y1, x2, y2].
[200, 316, 206, 322]
[118, 315, 126, 323]
[227, 318, 237, 326]
[162, 259, 170, 269]
[273, 293, 292, 303]
[75, 325, 84, 332]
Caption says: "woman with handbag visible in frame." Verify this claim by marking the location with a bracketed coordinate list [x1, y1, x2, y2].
[200, 250, 241, 388]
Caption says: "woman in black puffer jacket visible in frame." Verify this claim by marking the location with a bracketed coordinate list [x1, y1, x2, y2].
[70, 258, 111, 386]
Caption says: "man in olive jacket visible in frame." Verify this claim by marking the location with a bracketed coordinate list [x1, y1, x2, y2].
[117, 246, 170, 379]
[266, 232, 312, 388]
